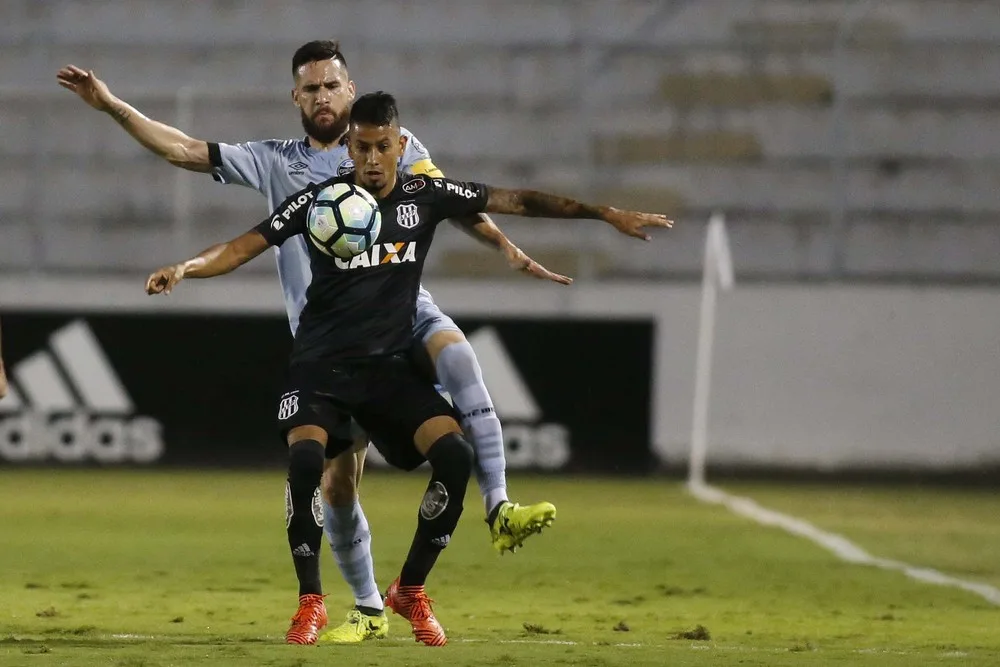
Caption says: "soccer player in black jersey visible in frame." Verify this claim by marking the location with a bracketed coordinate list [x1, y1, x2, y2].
[61, 42, 573, 645]
[145, 92, 671, 646]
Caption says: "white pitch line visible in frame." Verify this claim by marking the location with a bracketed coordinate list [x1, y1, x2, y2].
[459, 639, 645, 647]
[101, 634, 644, 647]
[87, 634, 962, 656]
[688, 482, 1000, 606]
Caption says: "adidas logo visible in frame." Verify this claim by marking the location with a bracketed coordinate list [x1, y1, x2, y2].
[466, 327, 569, 470]
[292, 543, 315, 557]
[0, 320, 164, 463]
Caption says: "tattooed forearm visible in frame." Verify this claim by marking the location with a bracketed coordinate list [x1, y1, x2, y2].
[486, 187, 606, 220]
[108, 104, 131, 125]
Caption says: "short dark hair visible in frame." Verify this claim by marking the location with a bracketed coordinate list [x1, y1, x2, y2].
[292, 40, 347, 75]
[349, 91, 399, 127]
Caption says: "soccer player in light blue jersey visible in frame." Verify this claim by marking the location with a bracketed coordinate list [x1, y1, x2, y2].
[59, 40, 568, 645]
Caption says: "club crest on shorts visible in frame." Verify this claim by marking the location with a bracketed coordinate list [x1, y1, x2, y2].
[419, 481, 449, 520]
[397, 203, 420, 229]
[278, 391, 299, 420]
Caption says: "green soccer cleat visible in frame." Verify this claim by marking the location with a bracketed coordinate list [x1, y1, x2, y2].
[488, 501, 557, 553]
[317, 608, 389, 644]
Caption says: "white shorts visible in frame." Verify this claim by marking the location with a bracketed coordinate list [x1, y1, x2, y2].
[412, 286, 462, 343]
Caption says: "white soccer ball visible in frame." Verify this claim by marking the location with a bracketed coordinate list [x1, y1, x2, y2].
[307, 182, 382, 259]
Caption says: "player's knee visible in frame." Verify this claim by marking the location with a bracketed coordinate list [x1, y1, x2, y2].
[435, 340, 481, 380]
[326, 473, 358, 507]
[322, 458, 358, 507]
[426, 330, 468, 367]
[288, 439, 325, 486]
[426, 432, 475, 480]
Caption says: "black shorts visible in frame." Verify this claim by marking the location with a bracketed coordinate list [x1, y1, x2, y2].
[276, 353, 457, 471]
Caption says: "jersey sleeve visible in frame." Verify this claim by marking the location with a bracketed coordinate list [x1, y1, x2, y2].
[399, 128, 443, 178]
[428, 177, 489, 222]
[253, 183, 319, 246]
[208, 140, 278, 191]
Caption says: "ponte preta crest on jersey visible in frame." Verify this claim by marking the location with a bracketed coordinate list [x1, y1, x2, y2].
[396, 203, 421, 229]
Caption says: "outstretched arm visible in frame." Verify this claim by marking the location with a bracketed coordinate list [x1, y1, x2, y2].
[145, 231, 270, 295]
[57, 65, 212, 172]
[485, 188, 673, 241]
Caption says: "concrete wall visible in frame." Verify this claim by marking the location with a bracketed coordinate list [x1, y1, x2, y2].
[430, 282, 1000, 471]
[3, 276, 998, 471]
[2, 0, 999, 279]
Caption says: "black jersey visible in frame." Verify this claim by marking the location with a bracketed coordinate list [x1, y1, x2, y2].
[255, 174, 488, 362]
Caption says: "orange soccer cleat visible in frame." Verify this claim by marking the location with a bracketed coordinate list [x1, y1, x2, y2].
[384, 577, 447, 646]
[285, 593, 328, 645]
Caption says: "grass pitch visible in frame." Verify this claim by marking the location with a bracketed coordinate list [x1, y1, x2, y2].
[1, 470, 998, 666]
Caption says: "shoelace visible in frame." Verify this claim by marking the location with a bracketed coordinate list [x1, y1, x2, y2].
[291, 596, 324, 623]
[496, 508, 513, 535]
[407, 593, 436, 621]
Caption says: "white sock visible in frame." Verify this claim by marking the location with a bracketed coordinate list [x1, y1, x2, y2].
[435, 341, 509, 514]
[323, 498, 383, 610]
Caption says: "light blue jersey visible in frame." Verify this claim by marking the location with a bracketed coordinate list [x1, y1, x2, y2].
[210, 129, 443, 334]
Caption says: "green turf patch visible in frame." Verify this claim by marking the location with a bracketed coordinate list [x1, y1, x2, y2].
[0, 470, 998, 666]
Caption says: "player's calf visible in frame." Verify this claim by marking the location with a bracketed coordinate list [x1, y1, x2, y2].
[287, 436, 326, 595]
[387, 432, 473, 646]
[400, 432, 474, 585]
[322, 449, 359, 507]
[284, 433, 328, 644]
[321, 445, 385, 614]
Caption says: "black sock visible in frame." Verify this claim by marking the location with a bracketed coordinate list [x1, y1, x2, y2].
[399, 433, 474, 587]
[486, 501, 504, 527]
[356, 605, 383, 617]
[399, 530, 443, 587]
[286, 439, 325, 597]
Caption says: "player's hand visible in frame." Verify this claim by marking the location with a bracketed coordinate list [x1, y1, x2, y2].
[602, 208, 673, 241]
[56, 65, 115, 112]
[145, 264, 185, 295]
[504, 244, 573, 285]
